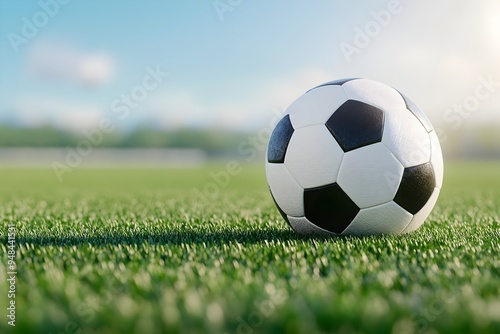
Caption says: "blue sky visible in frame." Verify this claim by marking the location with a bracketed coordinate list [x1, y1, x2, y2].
[1, 0, 499, 131]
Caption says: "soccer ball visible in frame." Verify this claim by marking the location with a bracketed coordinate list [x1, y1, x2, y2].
[266, 78, 443, 236]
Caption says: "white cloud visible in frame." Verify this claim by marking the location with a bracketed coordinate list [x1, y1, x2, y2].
[16, 97, 104, 132]
[144, 90, 250, 129]
[25, 40, 115, 87]
[481, 2, 500, 54]
[261, 68, 332, 109]
[144, 90, 205, 128]
[141, 67, 333, 130]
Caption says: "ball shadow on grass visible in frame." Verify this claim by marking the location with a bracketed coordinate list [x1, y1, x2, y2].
[15, 227, 373, 247]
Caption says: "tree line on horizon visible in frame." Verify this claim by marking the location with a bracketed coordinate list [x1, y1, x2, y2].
[0, 125, 252, 151]
[0, 124, 498, 158]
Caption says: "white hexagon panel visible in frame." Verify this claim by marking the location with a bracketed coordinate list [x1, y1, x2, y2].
[382, 108, 432, 168]
[288, 85, 348, 130]
[337, 143, 403, 209]
[266, 163, 304, 217]
[343, 201, 413, 236]
[284, 124, 344, 189]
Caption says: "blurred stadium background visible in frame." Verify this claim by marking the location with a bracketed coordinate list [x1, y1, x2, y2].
[0, 0, 499, 168]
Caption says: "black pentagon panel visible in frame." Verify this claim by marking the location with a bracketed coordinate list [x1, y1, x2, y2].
[270, 190, 293, 229]
[306, 78, 359, 93]
[304, 183, 360, 234]
[394, 163, 436, 215]
[326, 100, 384, 152]
[399, 92, 433, 132]
[267, 115, 294, 163]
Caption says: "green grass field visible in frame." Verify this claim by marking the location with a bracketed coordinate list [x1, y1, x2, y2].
[1, 162, 499, 334]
